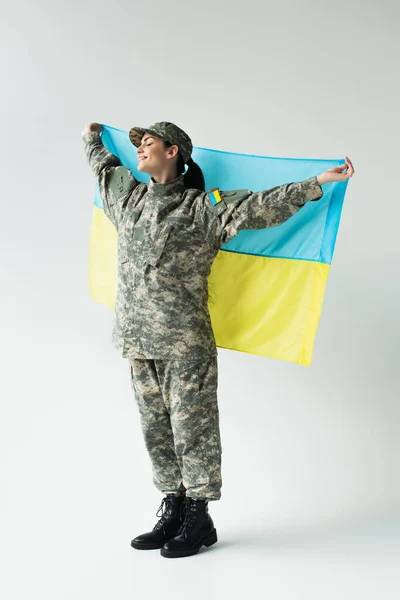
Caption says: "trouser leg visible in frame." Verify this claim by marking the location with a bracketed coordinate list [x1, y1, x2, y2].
[156, 355, 222, 501]
[129, 358, 186, 497]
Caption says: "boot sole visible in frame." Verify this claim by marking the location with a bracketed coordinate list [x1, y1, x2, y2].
[160, 528, 218, 558]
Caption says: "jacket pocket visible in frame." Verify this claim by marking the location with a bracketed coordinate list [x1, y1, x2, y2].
[146, 222, 172, 267]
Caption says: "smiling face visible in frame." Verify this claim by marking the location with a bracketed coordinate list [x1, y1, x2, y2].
[137, 133, 179, 176]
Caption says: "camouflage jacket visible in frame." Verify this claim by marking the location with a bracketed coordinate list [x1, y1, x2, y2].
[82, 131, 324, 360]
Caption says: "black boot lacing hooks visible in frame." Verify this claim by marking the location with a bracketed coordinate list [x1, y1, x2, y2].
[153, 497, 173, 535]
[177, 498, 197, 539]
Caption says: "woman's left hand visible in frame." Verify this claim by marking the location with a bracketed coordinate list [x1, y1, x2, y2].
[81, 122, 103, 135]
[317, 156, 355, 185]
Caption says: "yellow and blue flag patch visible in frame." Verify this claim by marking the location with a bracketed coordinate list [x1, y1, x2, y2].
[208, 188, 223, 206]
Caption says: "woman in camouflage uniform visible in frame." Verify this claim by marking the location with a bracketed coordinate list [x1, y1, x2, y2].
[82, 120, 354, 558]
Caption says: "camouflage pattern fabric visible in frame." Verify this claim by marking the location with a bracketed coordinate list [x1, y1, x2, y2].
[82, 130, 324, 361]
[129, 355, 222, 500]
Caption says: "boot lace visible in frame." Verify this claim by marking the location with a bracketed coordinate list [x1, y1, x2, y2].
[153, 497, 174, 533]
[176, 498, 197, 539]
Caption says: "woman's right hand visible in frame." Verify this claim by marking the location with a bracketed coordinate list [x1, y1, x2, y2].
[81, 122, 103, 136]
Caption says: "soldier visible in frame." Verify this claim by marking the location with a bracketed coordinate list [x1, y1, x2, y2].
[82, 121, 355, 558]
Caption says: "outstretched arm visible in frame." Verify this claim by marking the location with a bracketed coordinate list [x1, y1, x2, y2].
[81, 123, 121, 177]
[81, 122, 140, 228]
[201, 175, 323, 247]
[202, 157, 355, 247]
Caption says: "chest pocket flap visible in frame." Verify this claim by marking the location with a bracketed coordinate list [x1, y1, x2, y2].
[147, 222, 171, 267]
[163, 214, 193, 225]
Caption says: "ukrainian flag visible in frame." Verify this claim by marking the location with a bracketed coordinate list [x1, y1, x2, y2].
[89, 125, 348, 366]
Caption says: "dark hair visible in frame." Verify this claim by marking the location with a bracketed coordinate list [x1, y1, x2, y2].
[163, 141, 205, 191]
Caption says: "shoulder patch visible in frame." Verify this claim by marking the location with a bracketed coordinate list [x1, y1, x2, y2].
[206, 187, 252, 210]
[108, 166, 136, 202]
[207, 187, 224, 207]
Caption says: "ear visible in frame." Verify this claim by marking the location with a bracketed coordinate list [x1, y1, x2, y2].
[167, 144, 179, 160]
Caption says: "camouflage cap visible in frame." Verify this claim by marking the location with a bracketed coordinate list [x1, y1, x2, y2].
[128, 121, 193, 164]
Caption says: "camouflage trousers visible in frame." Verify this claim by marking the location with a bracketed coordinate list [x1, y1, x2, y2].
[129, 355, 222, 501]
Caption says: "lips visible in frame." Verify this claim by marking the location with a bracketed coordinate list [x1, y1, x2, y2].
[138, 157, 147, 162]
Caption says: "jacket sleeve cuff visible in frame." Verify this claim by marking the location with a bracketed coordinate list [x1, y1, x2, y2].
[301, 175, 324, 202]
[81, 130, 102, 142]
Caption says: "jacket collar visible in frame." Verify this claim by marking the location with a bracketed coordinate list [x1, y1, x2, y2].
[147, 174, 186, 196]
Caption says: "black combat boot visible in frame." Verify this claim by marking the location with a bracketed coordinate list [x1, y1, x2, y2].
[160, 496, 218, 558]
[130, 494, 186, 550]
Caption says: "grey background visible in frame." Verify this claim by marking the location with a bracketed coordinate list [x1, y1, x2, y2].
[1, 0, 399, 597]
